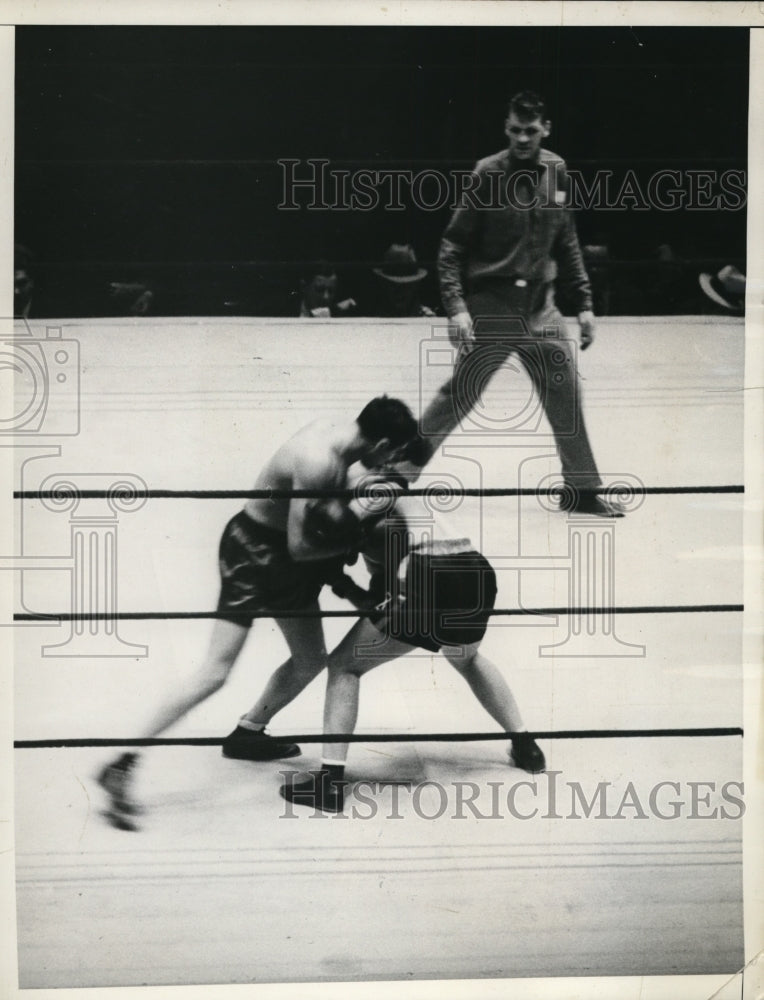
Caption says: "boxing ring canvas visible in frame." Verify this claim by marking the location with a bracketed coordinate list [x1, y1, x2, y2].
[9, 315, 747, 988]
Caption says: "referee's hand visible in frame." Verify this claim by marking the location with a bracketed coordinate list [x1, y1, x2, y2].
[578, 310, 596, 350]
[448, 311, 476, 354]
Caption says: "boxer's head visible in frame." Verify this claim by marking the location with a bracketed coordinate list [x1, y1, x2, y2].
[355, 395, 417, 468]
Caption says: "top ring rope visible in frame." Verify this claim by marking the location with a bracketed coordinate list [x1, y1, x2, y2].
[14, 485, 744, 500]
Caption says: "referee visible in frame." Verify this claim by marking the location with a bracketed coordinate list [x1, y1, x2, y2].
[420, 90, 624, 517]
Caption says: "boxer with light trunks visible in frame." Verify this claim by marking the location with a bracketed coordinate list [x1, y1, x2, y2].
[279, 480, 546, 814]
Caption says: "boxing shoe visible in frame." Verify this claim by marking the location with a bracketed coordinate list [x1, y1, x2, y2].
[97, 752, 143, 831]
[509, 733, 546, 774]
[280, 768, 346, 814]
[221, 724, 301, 761]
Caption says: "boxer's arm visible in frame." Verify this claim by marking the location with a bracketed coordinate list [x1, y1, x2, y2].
[347, 472, 408, 532]
[288, 498, 348, 561]
[286, 462, 351, 562]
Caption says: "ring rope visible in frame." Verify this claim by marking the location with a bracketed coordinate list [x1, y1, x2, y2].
[14, 484, 744, 501]
[14, 727, 744, 749]
[14, 604, 743, 623]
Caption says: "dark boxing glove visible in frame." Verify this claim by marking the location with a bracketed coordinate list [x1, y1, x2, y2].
[303, 498, 364, 552]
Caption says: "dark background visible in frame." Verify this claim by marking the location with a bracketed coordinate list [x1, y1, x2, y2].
[15, 25, 749, 316]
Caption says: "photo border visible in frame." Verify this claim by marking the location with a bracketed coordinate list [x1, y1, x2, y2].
[1, 4, 761, 1000]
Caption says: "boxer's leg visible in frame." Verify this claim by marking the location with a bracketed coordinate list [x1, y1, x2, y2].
[442, 643, 545, 773]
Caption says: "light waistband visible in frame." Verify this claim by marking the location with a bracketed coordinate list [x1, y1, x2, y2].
[409, 538, 473, 557]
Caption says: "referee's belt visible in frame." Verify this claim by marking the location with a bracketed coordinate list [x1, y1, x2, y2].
[472, 275, 531, 289]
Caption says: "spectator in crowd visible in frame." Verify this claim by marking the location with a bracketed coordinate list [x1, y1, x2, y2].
[699, 264, 746, 315]
[14, 244, 35, 318]
[295, 260, 356, 318]
[108, 281, 155, 316]
[371, 244, 437, 318]
[641, 244, 703, 315]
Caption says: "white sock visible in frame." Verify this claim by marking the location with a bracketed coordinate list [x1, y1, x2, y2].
[321, 758, 347, 769]
[238, 718, 265, 732]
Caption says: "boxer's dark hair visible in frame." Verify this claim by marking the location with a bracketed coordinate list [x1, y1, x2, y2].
[356, 395, 417, 448]
[507, 90, 547, 121]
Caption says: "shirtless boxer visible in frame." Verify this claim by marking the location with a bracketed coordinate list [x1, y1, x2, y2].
[97, 396, 417, 829]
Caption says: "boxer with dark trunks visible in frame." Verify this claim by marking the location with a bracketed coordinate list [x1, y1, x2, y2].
[97, 396, 417, 830]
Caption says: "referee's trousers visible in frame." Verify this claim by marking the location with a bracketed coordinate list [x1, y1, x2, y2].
[420, 281, 602, 491]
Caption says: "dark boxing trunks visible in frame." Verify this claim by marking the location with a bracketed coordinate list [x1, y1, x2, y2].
[216, 511, 335, 627]
[372, 547, 497, 653]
